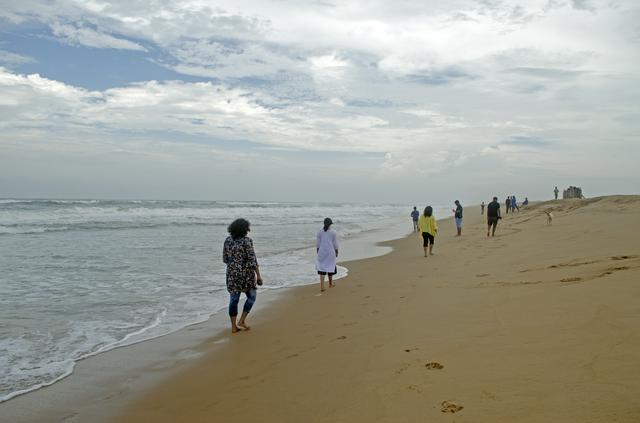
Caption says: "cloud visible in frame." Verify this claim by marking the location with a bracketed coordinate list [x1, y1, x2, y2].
[0, 67, 404, 154]
[400, 109, 467, 128]
[505, 67, 587, 79]
[404, 68, 474, 85]
[0, 50, 36, 65]
[501, 135, 552, 148]
[571, 0, 596, 11]
[160, 39, 304, 79]
[3, 0, 635, 81]
[50, 23, 147, 51]
[309, 53, 350, 77]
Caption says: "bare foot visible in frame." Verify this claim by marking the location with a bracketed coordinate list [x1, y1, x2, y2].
[232, 327, 240, 333]
[321, 288, 326, 292]
[237, 322, 250, 331]
[329, 282, 335, 287]
[429, 252, 434, 256]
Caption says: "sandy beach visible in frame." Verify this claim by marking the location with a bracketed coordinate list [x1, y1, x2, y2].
[110, 196, 640, 422]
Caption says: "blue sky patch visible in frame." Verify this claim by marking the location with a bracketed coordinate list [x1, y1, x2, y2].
[0, 27, 211, 90]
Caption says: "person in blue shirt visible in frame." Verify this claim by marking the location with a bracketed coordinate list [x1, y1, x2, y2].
[410, 206, 420, 232]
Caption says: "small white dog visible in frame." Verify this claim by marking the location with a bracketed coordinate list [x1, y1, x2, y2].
[544, 210, 554, 225]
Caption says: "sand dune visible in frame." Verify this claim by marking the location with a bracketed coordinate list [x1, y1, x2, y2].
[117, 196, 640, 422]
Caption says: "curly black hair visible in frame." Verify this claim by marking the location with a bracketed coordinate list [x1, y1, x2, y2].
[228, 218, 250, 239]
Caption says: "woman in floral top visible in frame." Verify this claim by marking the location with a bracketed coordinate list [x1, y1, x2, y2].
[223, 218, 263, 333]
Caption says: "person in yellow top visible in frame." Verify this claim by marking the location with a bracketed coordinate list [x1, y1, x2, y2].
[418, 206, 438, 257]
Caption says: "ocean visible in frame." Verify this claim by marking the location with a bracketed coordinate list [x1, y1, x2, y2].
[0, 199, 448, 402]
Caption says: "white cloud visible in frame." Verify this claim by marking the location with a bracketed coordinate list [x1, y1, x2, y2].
[0, 50, 36, 65]
[3, 1, 637, 77]
[50, 23, 147, 51]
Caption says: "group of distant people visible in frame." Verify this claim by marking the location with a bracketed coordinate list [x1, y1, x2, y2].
[505, 195, 524, 213]
[410, 195, 517, 258]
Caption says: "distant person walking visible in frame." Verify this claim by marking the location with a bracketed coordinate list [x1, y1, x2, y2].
[223, 218, 263, 333]
[505, 196, 511, 214]
[554, 186, 559, 200]
[486, 197, 501, 237]
[481, 201, 485, 215]
[511, 196, 519, 212]
[418, 206, 438, 257]
[316, 217, 339, 292]
[411, 206, 420, 232]
[453, 200, 463, 236]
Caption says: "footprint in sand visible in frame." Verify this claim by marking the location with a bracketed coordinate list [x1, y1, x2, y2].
[599, 266, 630, 277]
[60, 411, 80, 422]
[407, 384, 423, 393]
[425, 362, 444, 370]
[482, 389, 496, 400]
[609, 266, 630, 271]
[441, 400, 464, 413]
[335, 335, 347, 340]
[475, 273, 490, 277]
[560, 277, 582, 282]
[395, 363, 410, 374]
[611, 255, 637, 260]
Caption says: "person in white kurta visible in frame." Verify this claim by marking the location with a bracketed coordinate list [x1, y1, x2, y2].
[316, 217, 339, 292]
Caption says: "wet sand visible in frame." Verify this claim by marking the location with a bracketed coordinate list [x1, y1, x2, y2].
[115, 196, 640, 422]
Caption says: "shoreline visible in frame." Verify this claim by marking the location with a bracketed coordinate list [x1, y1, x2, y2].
[115, 196, 640, 422]
[0, 213, 420, 422]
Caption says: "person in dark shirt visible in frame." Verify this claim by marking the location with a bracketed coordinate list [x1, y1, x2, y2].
[410, 206, 420, 232]
[486, 197, 501, 237]
[481, 201, 485, 215]
[452, 200, 463, 236]
[505, 196, 511, 214]
[223, 218, 263, 333]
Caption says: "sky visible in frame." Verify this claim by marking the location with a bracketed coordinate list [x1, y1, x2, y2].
[0, 0, 639, 204]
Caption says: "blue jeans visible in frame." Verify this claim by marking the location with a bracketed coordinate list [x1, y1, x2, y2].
[228, 289, 257, 317]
